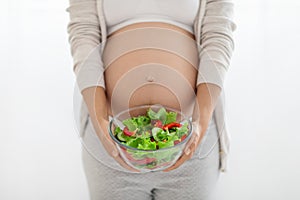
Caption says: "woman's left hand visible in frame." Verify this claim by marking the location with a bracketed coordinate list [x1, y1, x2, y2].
[163, 117, 210, 172]
[163, 83, 221, 172]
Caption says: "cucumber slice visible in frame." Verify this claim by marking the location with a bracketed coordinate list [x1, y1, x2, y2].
[114, 126, 122, 136]
[117, 131, 127, 142]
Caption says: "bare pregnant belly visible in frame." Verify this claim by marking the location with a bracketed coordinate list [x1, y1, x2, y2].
[102, 22, 199, 117]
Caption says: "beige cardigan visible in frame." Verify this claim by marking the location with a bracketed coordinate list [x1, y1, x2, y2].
[66, 0, 236, 172]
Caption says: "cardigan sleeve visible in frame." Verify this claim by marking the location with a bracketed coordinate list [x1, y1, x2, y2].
[66, 0, 106, 93]
[196, 0, 237, 90]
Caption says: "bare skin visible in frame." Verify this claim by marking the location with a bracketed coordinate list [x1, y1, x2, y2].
[81, 22, 221, 172]
[104, 22, 198, 116]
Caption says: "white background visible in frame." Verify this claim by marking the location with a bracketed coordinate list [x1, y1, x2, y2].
[1, 0, 300, 199]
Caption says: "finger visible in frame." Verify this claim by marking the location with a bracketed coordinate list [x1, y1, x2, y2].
[101, 140, 118, 158]
[102, 142, 139, 172]
[164, 132, 201, 172]
[107, 141, 119, 158]
[184, 131, 200, 155]
[184, 137, 195, 155]
[95, 127, 137, 171]
[101, 136, 139, 172]
[100, 133, 119, 157]
[192, 121, 201, 137]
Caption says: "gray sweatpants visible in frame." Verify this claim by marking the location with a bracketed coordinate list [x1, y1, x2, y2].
[81, 112, 220, 200]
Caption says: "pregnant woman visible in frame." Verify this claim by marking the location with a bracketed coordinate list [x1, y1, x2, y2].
[66, 0, 236, 199]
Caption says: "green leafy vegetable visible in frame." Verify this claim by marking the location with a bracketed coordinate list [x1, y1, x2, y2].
[113, 107, 190, 169]
[122, 118, 137, 131]
[114, 126, 122, 136]
[165, 111, 177, 124]
[157, 140, 174, 149]
[151, 127, 164, 141]
[135, 116, 151, 127]
[147, 107, 167, 124]
[176, 122, 189, 138]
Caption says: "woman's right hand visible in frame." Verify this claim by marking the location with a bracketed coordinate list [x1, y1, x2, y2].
[95, 117, 140, 172]
[81, 86, 139, 172]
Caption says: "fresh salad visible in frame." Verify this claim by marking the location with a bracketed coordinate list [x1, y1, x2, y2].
[113, 107, 189, 150]
[112, 107, 190, 170]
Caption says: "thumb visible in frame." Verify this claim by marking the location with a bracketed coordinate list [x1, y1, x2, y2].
[184, 122, 202, 155]
[192, 121, 201, 137]
[105, 135, 119, 158]
[111, 148, 119, 158]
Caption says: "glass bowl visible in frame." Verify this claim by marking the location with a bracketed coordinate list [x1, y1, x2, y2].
[108, 104, 193, 172]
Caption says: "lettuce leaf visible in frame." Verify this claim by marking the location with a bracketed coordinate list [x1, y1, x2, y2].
[147, 108, 167, 124]
[152, 127, 165, 141]
[175, 122, 189, 138]
[122, 118, 137, 131]
[126, 138, 143, 148]
[114, 126, 122, 136]
[165, 111, 177, 124]
[157, 140, 174, 149]
[135, 115, 151, 127]
[137, 138, 156, 150]
[127, 137, 156, 150]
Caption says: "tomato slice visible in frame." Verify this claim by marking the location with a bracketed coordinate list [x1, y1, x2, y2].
[151, 119, 163, 128]
[123, 127, 136, 136]
[173, 140, 181, 145]
[163, 122, 182, 130]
